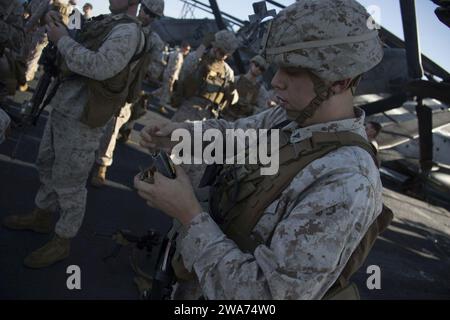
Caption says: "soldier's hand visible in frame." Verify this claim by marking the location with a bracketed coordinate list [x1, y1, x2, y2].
[46, 20, 68, 44]
[140, 122, 189, 152]
[134, 166, 203, 226]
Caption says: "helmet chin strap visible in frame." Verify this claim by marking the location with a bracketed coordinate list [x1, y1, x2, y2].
[287, 73, 334, 125]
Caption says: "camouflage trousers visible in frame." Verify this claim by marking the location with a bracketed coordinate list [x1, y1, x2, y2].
[96, 103, 132, 167]
[171, 96, 215, 122]
[159, 79, 174, 106]
[25, 32, 48, 82]
[35, 110, 104, 238]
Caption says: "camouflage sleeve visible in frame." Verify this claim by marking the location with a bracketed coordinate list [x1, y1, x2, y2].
[56, 23, 141, 81]
[0, 4, 25, 54]
[177, 169, 380, 299]
[178, 52, 201, 82]
[183, 106, 288, 133]
[149, 31, 164, 59]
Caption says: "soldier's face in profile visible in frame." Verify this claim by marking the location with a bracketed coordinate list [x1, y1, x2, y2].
[182, 46, 191, 56]
[138, 7, 151, 25]
[271, 67, 317, 115]
[250, 62, 263, 77]
[212, 47, 229, 61]
[83, 6, 92, 16]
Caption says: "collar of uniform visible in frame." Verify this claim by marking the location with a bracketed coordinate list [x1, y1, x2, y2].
[286, 107, 367, 144]
[142, 24, 152, 33]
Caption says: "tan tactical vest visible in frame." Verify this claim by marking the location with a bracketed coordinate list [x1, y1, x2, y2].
[172, 128, 393, 299]
[62, 14, 144, 128]
[181, 54, 231, 106]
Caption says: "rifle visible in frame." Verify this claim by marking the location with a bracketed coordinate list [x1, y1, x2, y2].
[97, 152, 179, 300]
[149, 233, 177, 300]
[139, 150, 178, 300]
[95, 229, 162, 299]
[22, 43, 60, 125]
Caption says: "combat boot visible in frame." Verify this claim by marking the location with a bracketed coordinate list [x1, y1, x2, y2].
[2, 207, 53, 234]
[91, 165, 107, 187]
[24, 234, 70, 269]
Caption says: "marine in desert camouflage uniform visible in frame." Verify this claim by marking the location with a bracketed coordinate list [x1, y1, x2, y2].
[3, 0, 145, 269]
[170, 29, 240, 122]
[23, 0, 50, 83]
[158, 41, 191, 109]
[168, 30, 240, 193]
[0, 0, 25, 99]
[90, 0, 165, 188]
[221, 55, 272, 121]
[146, 35, 166, 84]
[22, 0, 75, 86]
[135, 0, 386, 300]
[0, 0, 25, 137]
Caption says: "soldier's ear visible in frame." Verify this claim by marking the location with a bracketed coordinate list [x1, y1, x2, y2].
[330, 78, 353, 95]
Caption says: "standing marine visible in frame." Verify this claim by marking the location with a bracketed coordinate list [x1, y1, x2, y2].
[22, 0, 74, 85]
[221, 55, 272, 120]
[171, 29, 240, 122]
[90, 0, 165, 188]
[3, 0, 146, 269]
[158, 41, 191, 111]
[0, 0, 26, 100]
[135, 0, 392, 300]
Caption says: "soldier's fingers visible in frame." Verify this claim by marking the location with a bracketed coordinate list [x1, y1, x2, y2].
[134, 176, 156, 194]
[143, 125, 160, 136]
[140, 128, 155, 142]
[161, 146, 172, 153]
[139, 140, 156, 149]
[137, 189, 153, 201]
[152, 172, 166, 185]
[137, 190, 157, 204]
[174, 165, 192, 185]
[155, 123, 178, 136]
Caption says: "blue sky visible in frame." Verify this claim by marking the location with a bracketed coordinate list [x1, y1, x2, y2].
[82, 0, 449, 72]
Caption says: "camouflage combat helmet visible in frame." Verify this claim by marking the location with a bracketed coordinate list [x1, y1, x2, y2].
[250, 55, 268, 71]
[262, 0, 384, 124]
[212, 30, 240, 55]
[141, 0, 164, 17]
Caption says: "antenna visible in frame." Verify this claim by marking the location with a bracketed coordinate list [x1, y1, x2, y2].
[180, 1, 196, 19]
